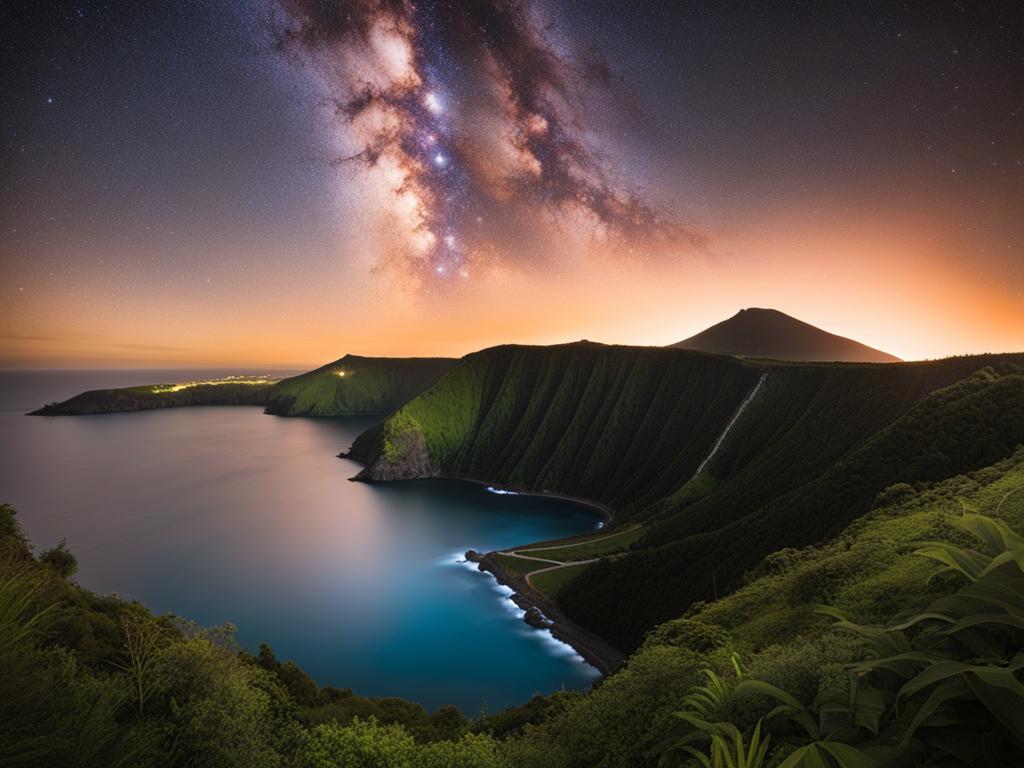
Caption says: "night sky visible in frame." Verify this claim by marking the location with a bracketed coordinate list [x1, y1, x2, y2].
[2, 1, 1022, 367]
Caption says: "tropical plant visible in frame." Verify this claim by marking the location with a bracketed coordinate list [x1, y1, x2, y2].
[662, 655, 778, 768]
[0, 569, 55, 654]
[828, 507, 1024, 765]
[664, 507, 1024, 768]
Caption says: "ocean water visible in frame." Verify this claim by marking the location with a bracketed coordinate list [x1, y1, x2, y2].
[0, 370, 601, 713]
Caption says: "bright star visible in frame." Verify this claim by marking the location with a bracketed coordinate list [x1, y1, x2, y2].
[424, 92, 442, 113]
[434, 153, 446, 166]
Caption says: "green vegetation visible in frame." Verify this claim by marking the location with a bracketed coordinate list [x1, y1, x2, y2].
[354, 342, 1024, 650]
[493, 553, 548, 575]
[529, 563, 589, 597]
[13, 338, 1024, 766]
[3, 445, 1024, 765]
[30, 357, 456, 418]
[0, 503, 507, 767]
[523, 525, 645, 562]
[662, 507, 1024, 767]
[264, 355, 456, 417]
[30, 379, 277, 415]
[499, 450, 1024, 767]
[489, 526, 645, 601]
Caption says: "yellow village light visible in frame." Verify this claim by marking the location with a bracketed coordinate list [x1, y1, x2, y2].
[150, 375, 278, 394]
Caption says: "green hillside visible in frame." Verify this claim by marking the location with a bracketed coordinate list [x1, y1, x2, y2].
[505, 447, 1024, 768]
[4, 446, 1022, 767]
[351, 343, 1024, 650]
[263, 355, 456, 417]
[30, 357, 456, 418]
[30, 378, 277, 415]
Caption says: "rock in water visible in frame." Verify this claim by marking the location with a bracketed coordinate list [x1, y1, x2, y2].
[524, 606, 553, 628]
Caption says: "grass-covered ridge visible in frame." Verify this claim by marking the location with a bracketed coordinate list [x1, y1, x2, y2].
[264, 355, 456, 417]
[30, 376, 278, 415]
[352, 343, 1024, 650]
[29, 357, 457, 417]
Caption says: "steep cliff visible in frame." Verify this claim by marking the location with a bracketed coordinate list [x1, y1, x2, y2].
[353, 343, 1024, 648]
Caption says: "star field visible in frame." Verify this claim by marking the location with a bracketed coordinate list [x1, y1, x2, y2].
[0, 0, 1021, 366]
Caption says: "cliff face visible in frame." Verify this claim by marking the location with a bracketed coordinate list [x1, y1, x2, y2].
[264, 355, 457, 417]
[355, 343, 764, 505]
[356, 414, 439, 480]
[353, 343, 1024, 649]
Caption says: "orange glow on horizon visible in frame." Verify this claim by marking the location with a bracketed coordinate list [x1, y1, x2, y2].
[2, 199, 1021, 369]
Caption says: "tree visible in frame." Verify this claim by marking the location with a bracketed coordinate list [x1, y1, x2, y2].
[39, 539, 78, 578]
[108, 614, 166, 717]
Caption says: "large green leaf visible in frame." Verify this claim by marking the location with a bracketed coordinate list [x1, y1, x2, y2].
[912, 542, 990, 581]
[901, 677, 970, 746]
[0, 571, 55, 654]
[938, 613, 1024, 636]
[900, 660, 979, 698]
[956, 512, 1024, 556]
[962, 668, 1024, 743]
[848, 651, 932, 680]
[774, 742, 882, 768]
[887, 612, 955, 631]
[816, 607, 910, 657]
[734, 680, 819, 741]
[816, 741, 884, 768]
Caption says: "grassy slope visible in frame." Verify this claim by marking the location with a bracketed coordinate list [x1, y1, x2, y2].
[492, 554, 544, 575]
[565, 363, 1024, 649]
[693, 445, 1024, 649]
[504, 449, 1024, 768]
[30, 383, 273, 414]
[522, 526, 645, 562]
[264, 355, 456, 417]
[354, 343, 1024, 650]
[530, 564, 589, 597]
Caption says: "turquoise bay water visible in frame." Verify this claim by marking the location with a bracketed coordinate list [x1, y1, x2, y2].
[0, 370, 601, 713]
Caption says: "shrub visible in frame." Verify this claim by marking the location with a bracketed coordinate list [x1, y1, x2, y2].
[641, 618, 731, 654]
[39, 540, 78, 578]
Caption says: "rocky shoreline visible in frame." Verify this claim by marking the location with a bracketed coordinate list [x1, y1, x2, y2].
[466, 549, 625, 676]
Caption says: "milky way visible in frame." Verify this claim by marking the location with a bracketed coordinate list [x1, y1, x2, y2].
[274, 0, 693, 288]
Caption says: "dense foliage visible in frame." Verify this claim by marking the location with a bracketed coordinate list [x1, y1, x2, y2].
[0, 503, 505, 767]
[3, 448, 1022, 766]
[662, 508, 1024, 767]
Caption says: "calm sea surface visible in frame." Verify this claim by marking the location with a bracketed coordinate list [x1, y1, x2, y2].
[0, 370, 601, 713]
